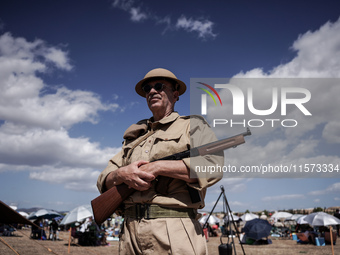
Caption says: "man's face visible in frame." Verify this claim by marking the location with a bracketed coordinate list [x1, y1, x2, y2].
[144, 79, 179, 114]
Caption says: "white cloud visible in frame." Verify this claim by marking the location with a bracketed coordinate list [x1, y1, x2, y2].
[111, 0, 217, 40]
[112, 0, 148, 22]
[176, 16, 216, 39]
[308, 182, 340, 196]
[0, 86, 118, 130]
[0, 32, 121, 192]
[112, 0, 135, 11]
[199, 19, 340, 209]
[229, 200, 248, 208]
[322, 122, 340, 143]
[235, 18, 340, 78]
[0, 32, 72, 73]
[130, 7, 147, 22]
[0, 33, 119, 130]
[44, 47, 73, 71]
[206, 18, 340, 181]
[29, 167, 102, 192]
[0, 127, 120, 168]
[262, 194, 305, 202]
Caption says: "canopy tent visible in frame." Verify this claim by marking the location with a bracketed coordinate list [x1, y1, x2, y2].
[296, 215, 309, 225]
[28, 209, 62, 220]
[304, 212, 340, 255]
[199, 214, 221, 225]
[224, 213, 240, 223]
[241, 213, 259, 222]
[285, 214, 304, 221]
[270, 212, 293, 221]
[304, 212, 340, 226]
[60, 204, 93, 226]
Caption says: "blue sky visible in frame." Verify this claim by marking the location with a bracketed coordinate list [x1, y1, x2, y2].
[0, 0, 340, 214]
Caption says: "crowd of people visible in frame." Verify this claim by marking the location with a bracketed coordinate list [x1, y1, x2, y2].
[31, 218, 60, 240]
[197, 209, 340, 247]
[28, 215, 124, 247]
[69, 216, 107, 246]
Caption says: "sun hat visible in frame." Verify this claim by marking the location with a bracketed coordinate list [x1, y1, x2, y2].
[135, 68, 187, 97]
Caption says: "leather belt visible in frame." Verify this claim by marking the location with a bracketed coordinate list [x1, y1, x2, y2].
[124, 204, 197, 220]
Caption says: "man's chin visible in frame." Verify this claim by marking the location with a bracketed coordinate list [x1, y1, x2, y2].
[148, 101, 161, 108]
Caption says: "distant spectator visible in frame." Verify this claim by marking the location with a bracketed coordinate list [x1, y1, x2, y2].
[49, 219, 59, 241]
[79, 218, 90, 233]
[304, 227, 318, 244]
[31, 218, 41, 239]
[31, 218, 46, 239]
[334, 209, 340, 237]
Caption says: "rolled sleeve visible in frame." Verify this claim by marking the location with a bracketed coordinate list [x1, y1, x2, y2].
[183, 116, 224, 191]
[96, 150, 124, 193]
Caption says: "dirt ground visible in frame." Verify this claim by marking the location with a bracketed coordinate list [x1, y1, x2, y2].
[1, 228, 339, 255]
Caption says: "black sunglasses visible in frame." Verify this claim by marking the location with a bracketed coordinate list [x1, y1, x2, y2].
[142, 83, 167, 94]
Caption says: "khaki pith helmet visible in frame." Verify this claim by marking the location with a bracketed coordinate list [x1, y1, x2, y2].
[135, 68, 187, 97]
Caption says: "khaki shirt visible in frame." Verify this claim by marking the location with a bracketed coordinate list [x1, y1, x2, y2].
[97, 112, 223, 210]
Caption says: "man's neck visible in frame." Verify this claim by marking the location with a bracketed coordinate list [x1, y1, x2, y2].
[152, 109, 173, 122]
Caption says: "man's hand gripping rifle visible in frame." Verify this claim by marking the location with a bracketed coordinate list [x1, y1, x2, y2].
[91, 128, 251, 225]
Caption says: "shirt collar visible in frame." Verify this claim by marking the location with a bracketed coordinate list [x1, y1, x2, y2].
[148, 112, 179, 128]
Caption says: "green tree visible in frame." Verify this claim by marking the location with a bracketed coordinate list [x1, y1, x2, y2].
[313, 207, 323, 212]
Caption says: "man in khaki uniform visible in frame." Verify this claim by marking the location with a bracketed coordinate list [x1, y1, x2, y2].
[97, 68, 223, 254]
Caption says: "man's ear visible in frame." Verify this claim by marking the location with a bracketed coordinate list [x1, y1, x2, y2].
[174, 91, 180, 101]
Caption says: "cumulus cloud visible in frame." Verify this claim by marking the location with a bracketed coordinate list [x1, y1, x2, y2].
[0, 86, 118, 130]
[112, 0, 148, 21]
[0, 33, 119, 132]
[130, 7, 147, 22]
[262, 194, 305, 202]
[204, 18, 340, 182]
[0, 32, 121, 192]
[235, 18, 340, 78]
[176, 16, 216, 39]
[44, 47, 73, 71]
[322, 122, 340, 143]
[0, 33, 71, 73]
[308, 182, 340, 196]
[29, 167, 103, 192]
[0, 127, 119, 168]
[198, 18, 340, 210]
[111, 0, 217, 40]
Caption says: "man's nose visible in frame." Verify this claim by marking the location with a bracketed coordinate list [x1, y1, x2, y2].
[148, 87, 159, 95]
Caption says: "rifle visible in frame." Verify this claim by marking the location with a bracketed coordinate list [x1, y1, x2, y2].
[91, 128, 251, 225]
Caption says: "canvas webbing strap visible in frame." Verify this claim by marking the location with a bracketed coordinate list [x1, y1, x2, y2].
[124, 204, 196, 220]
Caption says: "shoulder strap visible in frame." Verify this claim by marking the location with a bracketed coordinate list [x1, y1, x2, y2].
[123, 130, 155, 166]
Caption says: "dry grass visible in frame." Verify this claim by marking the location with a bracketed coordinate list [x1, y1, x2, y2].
[1, 228, 339, 255]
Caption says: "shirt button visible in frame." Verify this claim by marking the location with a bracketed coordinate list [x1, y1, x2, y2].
[145, 150, 149, 153]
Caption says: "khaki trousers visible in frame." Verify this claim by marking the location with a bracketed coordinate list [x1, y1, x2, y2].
[119, 217, 207, 255]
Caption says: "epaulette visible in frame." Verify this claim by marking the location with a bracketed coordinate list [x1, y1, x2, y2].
[123, 119, 148, 140]
[180, 114, 210, 126]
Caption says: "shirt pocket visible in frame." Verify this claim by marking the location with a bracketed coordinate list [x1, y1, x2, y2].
[122, 138, 148, 164]
[150, 131, 188, 160]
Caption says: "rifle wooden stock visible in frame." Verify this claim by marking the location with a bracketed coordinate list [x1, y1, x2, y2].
[91, 128, 251, 225]
[91, 184, 133, 225]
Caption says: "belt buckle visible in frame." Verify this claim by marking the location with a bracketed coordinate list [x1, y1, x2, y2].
[135, 204, 149, 220]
